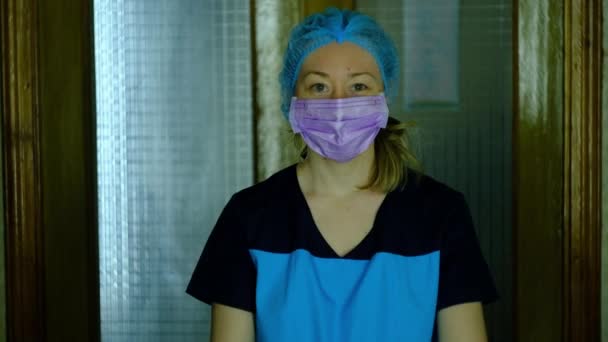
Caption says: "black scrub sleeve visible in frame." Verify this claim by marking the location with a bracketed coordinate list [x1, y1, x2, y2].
[436, 193, 499, 311]
[186, 194, 256, 313]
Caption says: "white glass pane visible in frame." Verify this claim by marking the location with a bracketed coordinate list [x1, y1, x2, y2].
[93, 1, 253, 340]
[358, 1, 513, 341]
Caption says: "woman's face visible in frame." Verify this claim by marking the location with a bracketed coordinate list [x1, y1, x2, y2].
[295, 42, 383, 100]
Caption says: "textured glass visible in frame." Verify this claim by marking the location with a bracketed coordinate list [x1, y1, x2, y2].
[402, 2, 459, 110]
[93, 1, 253, 341]
[358, 1, 512, 341]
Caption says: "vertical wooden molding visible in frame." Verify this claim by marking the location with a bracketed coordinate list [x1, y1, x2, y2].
[2, 0, 99, 341]
[515, 1, 565, 341]
[37, 0, 99, 340]
[253, 0, 301, 181]
[563, 0, 603, 340]
[512, 1, 519, 338]
[0, 0, 46, 341]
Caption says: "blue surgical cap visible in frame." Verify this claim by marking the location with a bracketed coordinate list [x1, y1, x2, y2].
[279, 7, 400, 118]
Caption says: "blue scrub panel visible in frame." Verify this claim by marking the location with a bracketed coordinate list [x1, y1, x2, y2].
[249, 249, 440, 342]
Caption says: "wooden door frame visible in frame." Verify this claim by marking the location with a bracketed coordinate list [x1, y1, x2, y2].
[1, 0, 602, 341]
[514, 1, 565, 340]
[1, 0, 100, 341]
[515, 0, 603, 341]
[1, 0, 46, 340]
[562, 0, 603, 340]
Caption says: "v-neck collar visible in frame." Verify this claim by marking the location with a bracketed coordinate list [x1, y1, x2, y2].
[290, 164, 393, 259]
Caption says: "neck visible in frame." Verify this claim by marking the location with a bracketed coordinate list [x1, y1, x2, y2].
[298, 144, 376, 197]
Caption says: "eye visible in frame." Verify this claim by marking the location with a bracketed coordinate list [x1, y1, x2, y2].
[310, 83, 329, 93]
[352, 83, 369, 92]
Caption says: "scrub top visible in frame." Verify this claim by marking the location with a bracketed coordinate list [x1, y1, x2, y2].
[187, 164, 498, 341]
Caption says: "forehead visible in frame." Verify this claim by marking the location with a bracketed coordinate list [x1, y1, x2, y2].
[298, 42, 381, 79]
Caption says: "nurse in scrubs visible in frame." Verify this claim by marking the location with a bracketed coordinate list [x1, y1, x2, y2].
[187, 7, 498, 342]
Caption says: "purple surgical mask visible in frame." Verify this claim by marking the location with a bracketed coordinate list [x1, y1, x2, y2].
[288, 94, 389, 163]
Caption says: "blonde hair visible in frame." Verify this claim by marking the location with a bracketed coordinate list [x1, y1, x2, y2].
[294, 117, 422, 192]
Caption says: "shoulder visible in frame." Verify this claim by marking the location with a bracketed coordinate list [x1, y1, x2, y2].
[376, 169, 470, 256]
[227, 164, 297, 212]
[398, 168, 467, 215]
[384, 168, 472, 241]
[220, 165, 298, 241]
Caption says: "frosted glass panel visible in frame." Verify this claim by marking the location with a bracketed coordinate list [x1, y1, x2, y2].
[358, 1, 513, 341]
[403, 2, 459, 109]
[93, 1, 253, 341]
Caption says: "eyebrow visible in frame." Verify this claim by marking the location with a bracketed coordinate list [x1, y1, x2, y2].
[348, 72, 379, 81]
[301, 71, 379, 82]
[301, 71, 330, 79]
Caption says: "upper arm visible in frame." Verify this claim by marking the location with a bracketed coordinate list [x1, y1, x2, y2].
[437, 302, 487, 342]
[210, 303, 255, 342]
[187, 194, 257, 310]
[436, 193, 498, 309]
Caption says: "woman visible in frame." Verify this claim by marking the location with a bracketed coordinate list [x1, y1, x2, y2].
[187, 8, 497, 342]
